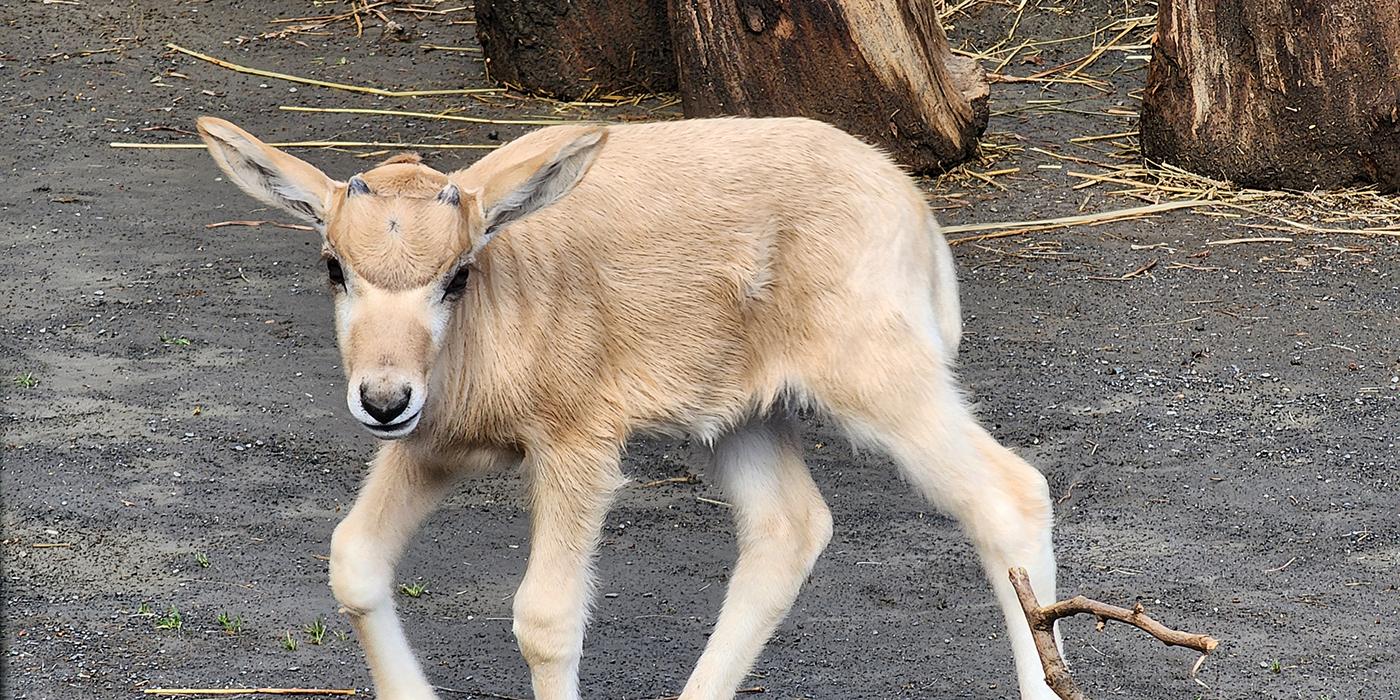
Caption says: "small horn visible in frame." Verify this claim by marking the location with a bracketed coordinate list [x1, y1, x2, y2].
[347, 176, 371, 196]
[436, 183, 460, 206]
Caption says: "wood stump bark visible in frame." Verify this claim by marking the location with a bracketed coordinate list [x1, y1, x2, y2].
[1141, 0, 1400, 191]
[667, 0, 989, 173]
[475, 0, 675, 99]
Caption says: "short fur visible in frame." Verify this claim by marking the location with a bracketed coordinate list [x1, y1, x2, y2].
[196, 115, 1059, 700]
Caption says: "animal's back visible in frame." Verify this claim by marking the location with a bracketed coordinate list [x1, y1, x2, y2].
[456, 118, 958, 436]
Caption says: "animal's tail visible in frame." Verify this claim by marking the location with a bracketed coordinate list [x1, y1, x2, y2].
[928, 213, 962, 358]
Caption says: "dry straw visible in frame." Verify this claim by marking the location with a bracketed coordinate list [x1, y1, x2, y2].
[111, 141, 497, 151]
[166, 44, 501, 98]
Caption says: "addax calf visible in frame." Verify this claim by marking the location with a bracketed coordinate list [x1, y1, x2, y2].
[196, 116, 1059, 700]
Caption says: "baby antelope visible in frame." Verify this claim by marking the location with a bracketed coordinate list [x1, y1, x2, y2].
[196, 115, 1059, 699]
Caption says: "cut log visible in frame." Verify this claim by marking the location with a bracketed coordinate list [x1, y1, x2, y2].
[475, 0, 675, 99]
[1141, 0, 1400, 191]
[667, 0, 989, 173]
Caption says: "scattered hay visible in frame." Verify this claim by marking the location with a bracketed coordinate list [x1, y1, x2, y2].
[937, 0, 1399, 242]
[931, 132, 1026, 196]
[943, 201, 1212, 245]
[1065, 136, 1400, 235]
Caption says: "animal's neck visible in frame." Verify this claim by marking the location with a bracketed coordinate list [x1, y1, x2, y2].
[422, 238, 594, 450]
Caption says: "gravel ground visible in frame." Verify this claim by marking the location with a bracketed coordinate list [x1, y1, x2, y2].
[2, 1, 1397, 699]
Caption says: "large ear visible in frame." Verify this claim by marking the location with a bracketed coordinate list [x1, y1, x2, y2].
[480, 127, 607, 240]
[196, 117, 338, 225]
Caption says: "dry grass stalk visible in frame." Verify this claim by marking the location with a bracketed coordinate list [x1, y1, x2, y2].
[143, 689, 355, 697]
[110, 141, 497, 151]
[269, 2, 392, 25]
[165, 44, 501, 97]
[1061, 21, 1143, 79]
[647, 687, 765, 700]
[1062, 135, 1400, 235]
[932, 133, 1025, 192]
[1205, 237, 1292, 246]
[1009, 567, 1219, 700]
[205, 220, 316, 232]
[420, 44, 481, 53]
[988, 72, 1111, 91]
[278, 105, 579, 127]
[639, 474, 700, 488]
[943, 201, 1210, 245]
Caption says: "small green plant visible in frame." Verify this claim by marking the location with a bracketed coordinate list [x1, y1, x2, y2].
[155, 605, 183, 631]
[216, 611, 243, 635]
[136, 602, 153, 616]
[12, 372, 38, 389]
[333, 629, 351, 643]
[193, 552, 210, 568]
[1269, 658, 1283, 674]
[304, 616, 327, 645]
[160, 333, 192, 347]
[399, 581, 427, 598]
[281, 631, 298, 651]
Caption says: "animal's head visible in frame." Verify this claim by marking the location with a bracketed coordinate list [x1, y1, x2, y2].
[196, 117, 606, 439]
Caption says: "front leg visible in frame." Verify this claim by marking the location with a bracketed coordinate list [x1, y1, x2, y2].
[512, 446, 626, 700]
[329, 443, 459, 700]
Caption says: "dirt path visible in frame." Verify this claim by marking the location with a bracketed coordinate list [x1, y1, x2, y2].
[2, 2, 1396, 699]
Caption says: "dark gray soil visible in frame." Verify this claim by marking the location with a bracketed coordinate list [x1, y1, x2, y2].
[2, 2, 1397, 700]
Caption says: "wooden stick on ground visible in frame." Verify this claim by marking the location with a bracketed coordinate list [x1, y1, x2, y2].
[1008, 567, 1219, 700]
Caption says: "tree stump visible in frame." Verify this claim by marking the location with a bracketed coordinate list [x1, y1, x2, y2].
[667, 0, 989, 173]
[1141, 0, 1400, 191]
[475, 0, 675, 99]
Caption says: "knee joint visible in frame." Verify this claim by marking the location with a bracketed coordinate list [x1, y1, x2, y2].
[511, 598, 583, 668]
[328, 523, 392, 614]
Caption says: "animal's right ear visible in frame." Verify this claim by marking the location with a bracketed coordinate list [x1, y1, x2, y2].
[196, 117, 338, 225]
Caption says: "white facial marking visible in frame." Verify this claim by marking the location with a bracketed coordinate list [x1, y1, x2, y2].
[331, 277, 458, 440]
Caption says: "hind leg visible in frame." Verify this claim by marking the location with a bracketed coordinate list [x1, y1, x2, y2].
[962, 422, 1060, 695]
[827, 365, 1058, 699]
[680, 413, 833, 700]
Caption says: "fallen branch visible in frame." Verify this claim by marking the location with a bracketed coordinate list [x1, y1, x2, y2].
[143, 689, 355, 697]
[1009, 567, 1219, 700]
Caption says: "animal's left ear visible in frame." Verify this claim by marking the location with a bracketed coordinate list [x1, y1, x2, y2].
[481, 127, 607, 238]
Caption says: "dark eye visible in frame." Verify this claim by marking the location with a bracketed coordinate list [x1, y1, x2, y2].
[443, 266, 470, 299]
[326, 258, 346, 288]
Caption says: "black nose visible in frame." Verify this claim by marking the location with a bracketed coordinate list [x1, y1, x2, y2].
[360, 383, 411, 424]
